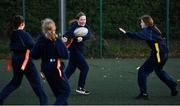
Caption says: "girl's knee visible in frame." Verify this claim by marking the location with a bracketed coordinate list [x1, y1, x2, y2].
[138, 68, 148, 77]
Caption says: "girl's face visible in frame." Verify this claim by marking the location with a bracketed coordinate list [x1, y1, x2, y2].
[78, 15, 86, 26]
[46, 23, 56, 34]
[140, 19, 147, 29]
[22, 22, 25, 28]
[18, 22, 25, 30]
[51, 23, 56, 33]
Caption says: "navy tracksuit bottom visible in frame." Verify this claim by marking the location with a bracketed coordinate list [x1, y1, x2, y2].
[65, 50, 89, 88]
[138, 53, 177, 94]
[41, 61, 70, 105]
[0, 53, 48, 105]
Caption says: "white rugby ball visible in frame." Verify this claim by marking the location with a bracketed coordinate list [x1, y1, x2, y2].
[74, 27, 88, 37]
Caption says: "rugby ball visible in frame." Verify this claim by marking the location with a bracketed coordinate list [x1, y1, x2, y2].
[74, 27, 88, 37]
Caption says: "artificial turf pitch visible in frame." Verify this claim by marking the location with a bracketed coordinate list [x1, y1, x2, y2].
[0, 58, 180, 105]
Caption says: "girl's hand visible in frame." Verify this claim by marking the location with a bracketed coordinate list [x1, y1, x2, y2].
[77, 37, 83, 42]
[119, 28, 126, 34]
[61, 37, 68, 43]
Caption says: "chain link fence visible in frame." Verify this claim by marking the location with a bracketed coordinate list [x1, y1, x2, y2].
[0, 0, 180, 58]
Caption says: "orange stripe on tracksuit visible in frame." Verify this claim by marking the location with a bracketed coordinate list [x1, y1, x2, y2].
[21, 49, 30, 71]
[66, 38, 74, 48]
[7, 57, 13, 72]
[57, 58, 64, 80]
[57, 37, 73, 79]
[7, 49, 30, 72]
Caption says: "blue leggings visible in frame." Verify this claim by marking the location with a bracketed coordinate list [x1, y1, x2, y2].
[138, 53, 177, 93]
[42, 63, 70, 105]
[0, 57, 48, 105]
[65, 51, 89, 88]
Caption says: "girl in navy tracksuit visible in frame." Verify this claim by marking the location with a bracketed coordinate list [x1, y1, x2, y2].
[31, 18, 70, 105]
[119, 15, 178, 100]
[62, 12, 91, 95]
[0, 15, 48, 105]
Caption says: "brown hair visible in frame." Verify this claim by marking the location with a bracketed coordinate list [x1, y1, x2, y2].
[41, 18, 58, 41]
[75, 11, 86, 19]
[69, 11, 86, 25]
[6, 15, 25, 37]
[140, 15, 162, 35]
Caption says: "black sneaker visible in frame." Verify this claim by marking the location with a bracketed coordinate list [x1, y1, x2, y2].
[135, 93, 149, 100]
[76, 87, 90, 95]
[171, 89, 178, 96]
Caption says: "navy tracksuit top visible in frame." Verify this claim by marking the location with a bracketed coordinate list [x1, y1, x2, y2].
[30, 35, 70, 105]
[0, 30, 48, 105]
[126, 27, 177, 93]
[63, 21, 91, 88]
[63, 21, 91, 52]
[126, 27, 168, 61]
[10, 30, 34, 53]
[31, 35, 69, 69]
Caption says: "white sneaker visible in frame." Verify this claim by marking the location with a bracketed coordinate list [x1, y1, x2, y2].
[76, 87, 90, 95]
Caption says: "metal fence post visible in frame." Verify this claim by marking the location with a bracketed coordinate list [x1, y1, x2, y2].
[22, 0, 25, 21]
[99, 0, 103, 58]
[59, 0, 66, 36]
[166, 0, 170, 49]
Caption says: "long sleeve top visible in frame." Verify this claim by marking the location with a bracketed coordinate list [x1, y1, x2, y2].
[126, 27, 168, 63]
[126, 27, 168, 54]
[31, 35, 69, 62]
[63, 21, 91, 52]
[10, 30, 35, 53]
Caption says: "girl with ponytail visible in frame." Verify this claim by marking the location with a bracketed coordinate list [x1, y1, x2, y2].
[31, 18, 70, 105]
[0, 15, 48, 105]
[119, 15, 178, 100]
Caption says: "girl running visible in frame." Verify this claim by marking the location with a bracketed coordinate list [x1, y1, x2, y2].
[119, 15, 178, 100]
[0, 15, 48, 105]
[31, 18, 70, 105]
[62, 12, 91, 95]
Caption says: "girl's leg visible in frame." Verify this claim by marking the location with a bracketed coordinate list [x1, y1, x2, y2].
[0, 61, 23, 105]
[76, 52, 89, 89]
[44, 68, 70, 105]
[65, 53, 77, 79]
[25, 61, 48, 105]
[137, 57, 154, 94]
[154, 56, 178, 96]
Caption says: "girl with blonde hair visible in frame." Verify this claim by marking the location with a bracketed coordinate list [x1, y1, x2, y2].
[31, 18, 70, 105]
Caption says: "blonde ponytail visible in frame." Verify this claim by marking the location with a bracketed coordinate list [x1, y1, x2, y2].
[42, 18, 58, 41]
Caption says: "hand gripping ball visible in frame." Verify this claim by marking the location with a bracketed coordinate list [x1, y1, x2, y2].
[74, 27, 88, 37]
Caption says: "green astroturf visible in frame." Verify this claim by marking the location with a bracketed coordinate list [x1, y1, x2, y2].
[0, 58, 180, 105]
